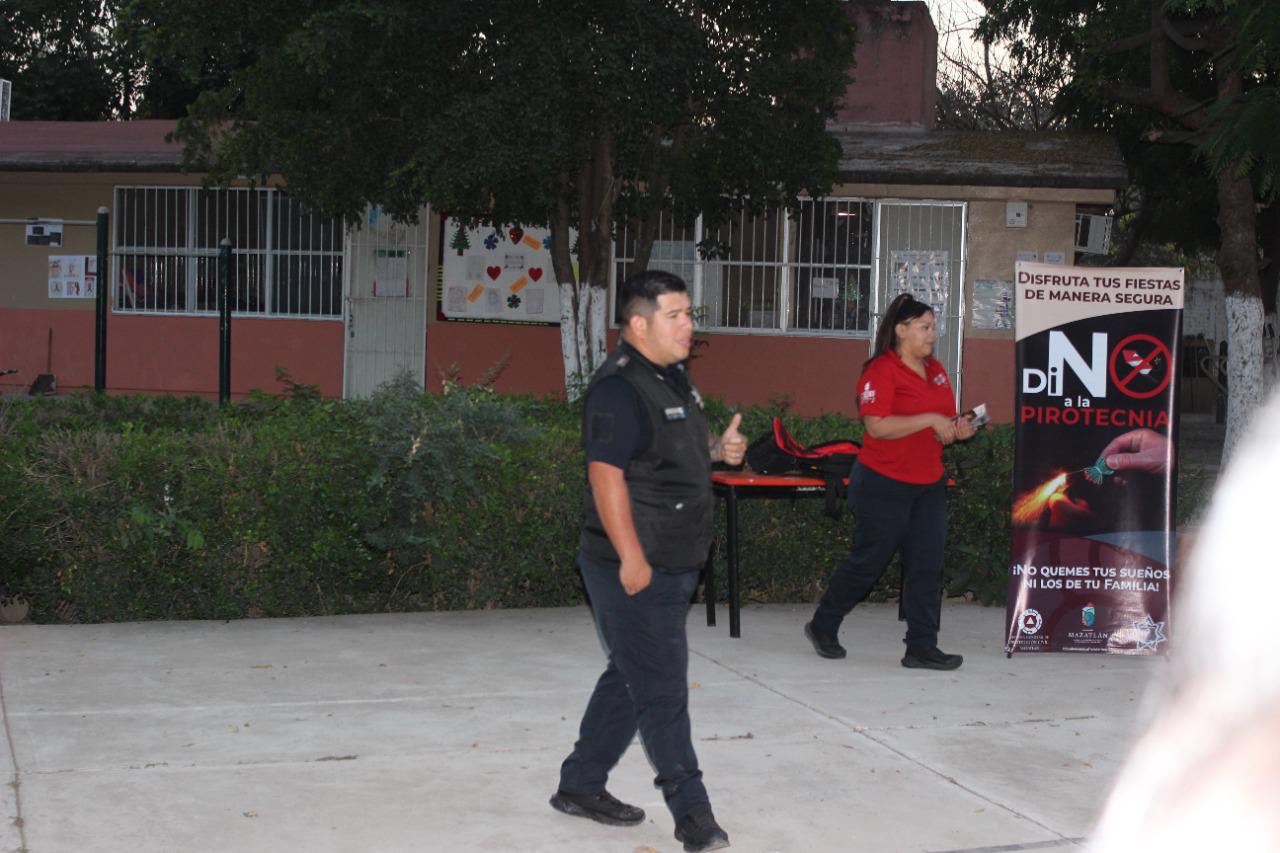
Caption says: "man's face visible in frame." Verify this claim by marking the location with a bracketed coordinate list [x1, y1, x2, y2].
[631, 291, 694, 366]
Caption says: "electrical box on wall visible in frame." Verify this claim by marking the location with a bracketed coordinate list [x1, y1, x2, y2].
[1006, 202, 1028, 228]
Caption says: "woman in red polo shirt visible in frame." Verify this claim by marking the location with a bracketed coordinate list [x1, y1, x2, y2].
[804, 293, 977, 670]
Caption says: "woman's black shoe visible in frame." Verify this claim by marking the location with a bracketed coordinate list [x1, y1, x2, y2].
[804, 621, 847, 659]
[549, 789, 645, 826]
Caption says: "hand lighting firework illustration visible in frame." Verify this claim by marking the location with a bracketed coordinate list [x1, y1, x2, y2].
[1012, 456, 1116, 527]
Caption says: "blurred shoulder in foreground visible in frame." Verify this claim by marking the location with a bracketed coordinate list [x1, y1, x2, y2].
[1089, 390, 1280, 852]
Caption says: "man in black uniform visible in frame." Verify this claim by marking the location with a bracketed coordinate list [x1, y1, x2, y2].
[550, 270, 744, 852]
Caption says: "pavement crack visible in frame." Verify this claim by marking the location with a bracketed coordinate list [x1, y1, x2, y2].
[0, 669, 29, 852]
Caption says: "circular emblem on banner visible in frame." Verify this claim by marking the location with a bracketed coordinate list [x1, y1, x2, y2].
[1109, 334, 1172, 399]
[1019, 608, 1044, 635]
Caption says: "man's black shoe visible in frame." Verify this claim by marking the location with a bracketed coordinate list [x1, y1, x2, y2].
[804, 621, 846, 659]
[549, 789, 645, 826]
[902, 646, 963, 670]
[674, 810, 730, 852]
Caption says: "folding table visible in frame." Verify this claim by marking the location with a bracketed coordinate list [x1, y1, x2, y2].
[703, 470, 842, 638]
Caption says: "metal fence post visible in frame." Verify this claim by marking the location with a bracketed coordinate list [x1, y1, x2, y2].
[94, 206, 108, 393]
[218, 238, 232, 405]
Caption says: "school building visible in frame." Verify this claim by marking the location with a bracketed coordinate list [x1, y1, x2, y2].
[0, 1, 1126, 422]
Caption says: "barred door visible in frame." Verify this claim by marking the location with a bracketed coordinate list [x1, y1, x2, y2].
[873, 201, 967, 399]
[342, 207, 430, 398]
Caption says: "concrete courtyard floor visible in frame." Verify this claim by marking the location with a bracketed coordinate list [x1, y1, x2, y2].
[0, 602, 1161, 853]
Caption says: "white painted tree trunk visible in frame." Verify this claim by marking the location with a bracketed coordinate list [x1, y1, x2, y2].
[1223, 293, 1265, 464]
[559, 280, 582, 397]
[1264, 311, 1279, 389]
[558, 279, 608, 400]
[586, 281, 607, 373]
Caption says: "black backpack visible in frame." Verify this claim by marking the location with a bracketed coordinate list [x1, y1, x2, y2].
[744, 416, 861, 518]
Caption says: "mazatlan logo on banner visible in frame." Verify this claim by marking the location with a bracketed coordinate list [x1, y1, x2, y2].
[1005, 262, 1184, 655]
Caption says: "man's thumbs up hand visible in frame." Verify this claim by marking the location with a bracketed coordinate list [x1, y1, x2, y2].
[715, 412, 747, 466]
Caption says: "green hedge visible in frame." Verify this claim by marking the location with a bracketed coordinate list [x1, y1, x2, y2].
[0, 382, 1203, 623]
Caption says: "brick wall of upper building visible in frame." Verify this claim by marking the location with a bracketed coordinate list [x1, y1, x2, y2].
[834, 0, 938, 129]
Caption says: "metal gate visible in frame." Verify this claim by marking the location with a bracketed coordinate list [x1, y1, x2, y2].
[342, 206, 430, 398]
[873, 200, 967, 399]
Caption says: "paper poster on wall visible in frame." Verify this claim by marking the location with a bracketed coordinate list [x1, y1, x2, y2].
[374, 249, 408, 297]
[524, 288, 546, 315]
[890, 250, 950, 334]
[441, 217, 570, 324]
[972, 279, 1013, 330]
[47, 255, 96, 299]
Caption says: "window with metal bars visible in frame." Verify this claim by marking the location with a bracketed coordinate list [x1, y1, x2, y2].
[112, 186, 344, 318]
[613, 198, 875, 335]
[612, 205, 701, 324]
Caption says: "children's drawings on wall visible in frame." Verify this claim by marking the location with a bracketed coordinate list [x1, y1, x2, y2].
[442, 218, 571, 324]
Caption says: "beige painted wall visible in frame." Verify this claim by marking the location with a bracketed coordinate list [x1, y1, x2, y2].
[964, 197, 1080, 341]
[831, 181, 1114, 342]
[4, 172, 195, 311]
[0, 173, 121, 310]
[0, 171, 285, 311]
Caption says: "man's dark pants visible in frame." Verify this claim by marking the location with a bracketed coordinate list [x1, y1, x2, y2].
[558, 556, 710, 822]
[812, 463, 948, 650]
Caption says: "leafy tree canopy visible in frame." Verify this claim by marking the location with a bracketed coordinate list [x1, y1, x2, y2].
[978, 0, 1280, 202]
[0, 0, 242, 120]
[1, 0, 121, 119]
[137, 0, 857, 242]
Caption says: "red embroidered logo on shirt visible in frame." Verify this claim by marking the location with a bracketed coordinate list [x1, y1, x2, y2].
[933, 373, 947, 385]
[859, 380, 876, 404]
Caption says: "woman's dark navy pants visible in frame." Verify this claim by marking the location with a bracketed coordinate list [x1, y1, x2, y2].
[558, 557, 710, 822]
[812, 462, 949, 651]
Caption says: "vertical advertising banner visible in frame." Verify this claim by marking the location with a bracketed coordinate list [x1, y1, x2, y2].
[1005, 262, 1184, 654]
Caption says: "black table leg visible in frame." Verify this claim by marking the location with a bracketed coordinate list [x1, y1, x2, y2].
[727, 485, 740, 638]
[704, 540, 716, 627]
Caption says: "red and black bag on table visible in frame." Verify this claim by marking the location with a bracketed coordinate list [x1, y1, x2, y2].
[744, 416, 861, 518]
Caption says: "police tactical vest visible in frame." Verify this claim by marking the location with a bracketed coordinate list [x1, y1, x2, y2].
[579, 342, 713, 573]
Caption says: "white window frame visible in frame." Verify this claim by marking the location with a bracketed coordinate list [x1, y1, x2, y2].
[112, 185, 344, 320]
[612, 197, 882, 338]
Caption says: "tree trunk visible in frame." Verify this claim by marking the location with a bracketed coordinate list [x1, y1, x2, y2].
[557, 279, 583, 396]
[1215, 168, 1265, 463]
[1260, 202, 1279, 316]
[631, 213, 658, 273]
[549, 190, 584, 397]
[1112, 202, 1151, 267]
[550, 138, 618, 400]
[1259, 203, 1280, 388]
[555, 278, 608, 399]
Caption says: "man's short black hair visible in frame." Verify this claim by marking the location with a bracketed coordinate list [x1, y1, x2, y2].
[619, 270, 688, 320]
